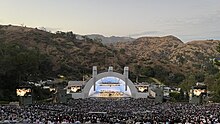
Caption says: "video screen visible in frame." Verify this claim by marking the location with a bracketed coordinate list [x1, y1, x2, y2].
[70, 86, 82, 93]
[136, 86, 148, 92]
[49, 88, 56, 92]
[16, 88, 31, 96]
[193, 89, 206, 96]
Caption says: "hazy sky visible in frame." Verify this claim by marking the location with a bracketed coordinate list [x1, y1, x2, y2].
[0, 0, 220, 42]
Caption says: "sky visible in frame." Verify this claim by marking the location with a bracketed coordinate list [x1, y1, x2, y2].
[0, 0, 220, 42]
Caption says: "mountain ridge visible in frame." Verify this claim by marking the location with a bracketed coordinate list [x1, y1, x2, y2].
[85, 34, 135, 44]
[0, 24, 220, 83]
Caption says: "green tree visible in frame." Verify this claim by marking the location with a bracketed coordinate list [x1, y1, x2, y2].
[179, 74, 196, 92]
[168, 73, 185, 84]
[134, 64, 141, 82]
[195, 72, 205, 82]
[212, 43, 220, 102]
[142, 66, 155, 77]
[169, 90, 185, 102]
[153, 65, 169, 83]
[119, 48, 125, 54]
[0, 42, 53, 101]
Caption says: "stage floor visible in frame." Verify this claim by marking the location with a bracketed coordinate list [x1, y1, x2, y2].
[90, 93, 131, 97]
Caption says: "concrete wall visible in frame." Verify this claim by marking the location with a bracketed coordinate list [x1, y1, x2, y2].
[72, 93, 84, 99]
[136, 93, 148, 98]
[154, 88, 164, 103]
[189, 95, 201, 104]
[19, 96, 32, 106]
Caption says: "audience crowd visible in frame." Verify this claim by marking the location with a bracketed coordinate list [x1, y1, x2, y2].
[1, 98, 220, 124]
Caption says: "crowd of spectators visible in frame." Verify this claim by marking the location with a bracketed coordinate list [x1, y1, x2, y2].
[1, 98, 220, 123]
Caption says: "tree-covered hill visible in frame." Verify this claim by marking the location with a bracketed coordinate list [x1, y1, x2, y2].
[0, 24, 220, 101]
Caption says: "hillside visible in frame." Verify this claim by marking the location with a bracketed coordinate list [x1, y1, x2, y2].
[0, 24, 220, 83]
[85, 34, 134, 44]
[0, 25, 129, 80]
[114, 36, 220, 74]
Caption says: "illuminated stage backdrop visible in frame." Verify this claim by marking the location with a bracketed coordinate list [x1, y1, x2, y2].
[89, 76, 132, 97]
